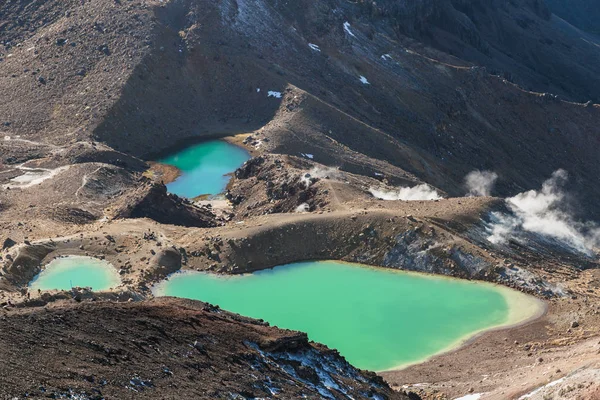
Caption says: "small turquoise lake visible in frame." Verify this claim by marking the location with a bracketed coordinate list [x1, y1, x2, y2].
[29, 256, 121, 291]
[153, 260, 541, 371]
[158, 140, 250, 198]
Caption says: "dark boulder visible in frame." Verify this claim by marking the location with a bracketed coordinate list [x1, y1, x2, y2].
[2, 238, 17, 250]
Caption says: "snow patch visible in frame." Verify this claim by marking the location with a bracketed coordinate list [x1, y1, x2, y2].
[381, 54, 393, 61]
[454, 394, 483, 400]
[308, 43, 321, 52]
[518, 377, 566, 399]
[268, 91, 282, 98]
[300, 153, 314, 159]
[5, 166, 70, 189]
[359, 76, 370, 85]
[264, 377, 281, 396]
[343, 22, 356, 38]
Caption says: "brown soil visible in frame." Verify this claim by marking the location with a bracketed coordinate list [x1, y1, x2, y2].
[144, 162, 181, 185]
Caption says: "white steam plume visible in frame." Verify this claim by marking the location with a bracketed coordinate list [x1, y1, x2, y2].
[295, 203, 310, 213]
[465, 170, 498, 197]
[370, 184, 441, 201]
[300, 166, 343, 188]
[488, 169, 600, 255]
[308, 166, 343, 180]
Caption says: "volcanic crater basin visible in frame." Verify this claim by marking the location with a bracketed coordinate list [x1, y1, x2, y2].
[156, 139, 251, 199]
[153, 260, 544, 372]
[29, 256, 121, 292]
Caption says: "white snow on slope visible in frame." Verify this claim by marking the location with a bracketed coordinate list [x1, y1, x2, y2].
[518, 377, 567, 399]
[5, 166, 70, 189]
[454, 394, 482, 400]
[268, 91, 282, 98]
[359, 76, 370, 85]
[308, 43, 321, 52]
[343, 22, 356, 38]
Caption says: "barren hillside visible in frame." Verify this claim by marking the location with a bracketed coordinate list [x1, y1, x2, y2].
[2, 0, 600, 219]
[545, 0, 600, 34]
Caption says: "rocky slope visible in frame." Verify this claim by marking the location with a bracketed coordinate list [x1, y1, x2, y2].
[354, 0, 600, 101]
[2, 0, 599, 219]
[545, 0, 600, 34]
[0, 298, 409, 399]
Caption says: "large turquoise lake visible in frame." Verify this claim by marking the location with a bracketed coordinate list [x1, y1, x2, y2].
[29, 256, 121, 291]
[153, 260, 541, 371]
[158, 140, 250, 198]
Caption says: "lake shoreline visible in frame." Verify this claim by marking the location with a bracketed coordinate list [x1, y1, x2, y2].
[381, 286, 547, 372]
[29, 255, 121, 292]
[153, 139, 251, 198]
[142, 132, 256, 161]
[143, 134, 256, 189]
[145, 161, 182, 186]
[152, 260, 547, 373]
[3, 199, 592, 400]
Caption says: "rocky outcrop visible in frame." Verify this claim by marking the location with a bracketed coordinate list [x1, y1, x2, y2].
[2, 238, 16, 250]
[112, 181, 217, 228]
[51, 207, 98, 224]
[383, 227, 492, 278]
[147, 247, 182, 279]
[227, 156, 322, 217]
[2, 243, 56, 285]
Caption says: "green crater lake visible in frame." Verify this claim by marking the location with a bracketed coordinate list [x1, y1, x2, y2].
[29, 256, 121, 291]
[159, 140, 250, 198]
[153, 260, 542, 371]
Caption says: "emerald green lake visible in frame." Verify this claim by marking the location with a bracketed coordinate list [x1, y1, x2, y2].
[29, 256, 121, 291]
[153, 260, 541, 371]
[158, 140, 250, 198]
